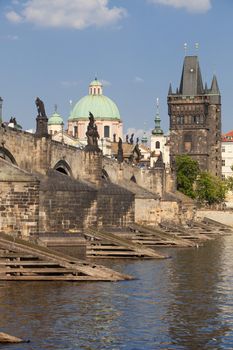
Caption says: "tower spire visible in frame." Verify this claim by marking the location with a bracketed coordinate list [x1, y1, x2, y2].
[168, 82, 172, 95]
[210, 74, 220, 94]
[152, 98, 163, 135]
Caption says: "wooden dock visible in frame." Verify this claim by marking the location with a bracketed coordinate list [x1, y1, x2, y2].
[85, 227, 167, 259]
[85, 220, 233, 259]
[0, 232, 132, 281]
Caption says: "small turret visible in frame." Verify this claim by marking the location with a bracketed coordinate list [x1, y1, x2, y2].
[168, 83, 172, 95]
[210, 74, 220, 95]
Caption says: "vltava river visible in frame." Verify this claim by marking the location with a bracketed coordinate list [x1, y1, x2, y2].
[1, 235, 233, 349]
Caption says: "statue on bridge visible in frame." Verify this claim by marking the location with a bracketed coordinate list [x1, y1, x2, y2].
[117, 137, 124, 163]
[35, 97, 47, 118]
[86, 112, 99, 147]
[35, 97, 48, 137]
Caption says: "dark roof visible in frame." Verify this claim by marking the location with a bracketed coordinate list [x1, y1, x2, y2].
[179, 56, 204, 95]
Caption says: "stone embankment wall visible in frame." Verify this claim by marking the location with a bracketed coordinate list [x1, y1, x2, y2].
[38, 171, 135, 233]
[0, 159, 39, 237]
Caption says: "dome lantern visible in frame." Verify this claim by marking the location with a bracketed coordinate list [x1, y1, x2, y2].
[89, 78, 103, 96]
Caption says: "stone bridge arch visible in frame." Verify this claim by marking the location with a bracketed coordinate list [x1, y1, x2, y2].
[53, 160, 73, 177]
[0, 147, 17, 165]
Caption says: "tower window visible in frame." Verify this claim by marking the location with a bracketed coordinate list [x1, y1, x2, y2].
[73, 126, 78, 137]
[177, 115, 184, 124]
[155, 141, 160, 149]
[184, 133, 192, 153]
[222, 159, 225, 166]
[193, 115, 200, 124]
[104, 125, 110, 138]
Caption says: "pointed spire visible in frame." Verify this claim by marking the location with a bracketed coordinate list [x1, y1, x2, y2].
[152, 98, 163, 135]
[168, 82, 172, 95]
[179, 56, 204, 95]
[210, 74, 220, 94]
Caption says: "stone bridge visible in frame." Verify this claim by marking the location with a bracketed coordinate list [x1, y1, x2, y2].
[0, 126, 102, 184]
[0, 126, 169, 196]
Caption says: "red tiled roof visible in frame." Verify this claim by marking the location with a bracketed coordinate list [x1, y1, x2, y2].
[222, 130, 233, 142]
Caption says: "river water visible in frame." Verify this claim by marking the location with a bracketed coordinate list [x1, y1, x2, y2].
[1, 235, 233, 350]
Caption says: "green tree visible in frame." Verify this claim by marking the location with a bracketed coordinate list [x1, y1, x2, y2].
[195, 172, 227, 205]
[175, 155, 200, 198]
[226, 165, 233, 191]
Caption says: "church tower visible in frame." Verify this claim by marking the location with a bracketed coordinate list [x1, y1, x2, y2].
[168, 55, 222, 177]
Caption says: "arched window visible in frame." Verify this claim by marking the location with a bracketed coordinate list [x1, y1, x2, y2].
[104, 125, 110, 138]
[155, 141, 160, 149]
[73, 126, 78, 137]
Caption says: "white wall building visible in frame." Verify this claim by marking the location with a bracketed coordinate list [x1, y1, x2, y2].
[222, 131, 233, 178]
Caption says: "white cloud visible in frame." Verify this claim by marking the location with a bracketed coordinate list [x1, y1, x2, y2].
[6, 0, 127, 29]
[7, 34, 19, 40]
[101, 79, 111, 87]
[148, 0, 212, 13]
[6, 10, 22, 23]
[134, 76, 144, 83]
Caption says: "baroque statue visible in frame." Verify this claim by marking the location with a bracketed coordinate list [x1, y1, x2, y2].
[35, 97, 47, 118]
[86, 112, 99, 147]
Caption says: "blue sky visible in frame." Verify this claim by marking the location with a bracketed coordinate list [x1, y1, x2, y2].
[0, 0, 232, 138]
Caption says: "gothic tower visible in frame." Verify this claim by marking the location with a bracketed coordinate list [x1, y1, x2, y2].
[168, 55, 221, 177]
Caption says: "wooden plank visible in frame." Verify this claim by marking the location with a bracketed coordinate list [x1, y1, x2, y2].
[0, 275, 110, 281]
[86, 251, 142, 256]
[0, 233, 133, 281]
[130, 224, 195, 247]
[0, 261, 60, 266]
[0, 268, 79, 273]
[86, 228, 167, 259]
[0, 254, 38, 259]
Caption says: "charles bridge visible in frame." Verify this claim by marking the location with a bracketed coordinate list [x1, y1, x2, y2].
[0, 118, 193, 240]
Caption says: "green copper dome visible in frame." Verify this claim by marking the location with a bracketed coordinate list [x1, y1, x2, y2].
[48, 112, 64, 125]
[68, 78, 121, 121]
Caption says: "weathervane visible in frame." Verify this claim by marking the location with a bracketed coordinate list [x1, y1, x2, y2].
[156, 97, 159, 112]
[54, 104, 58, 112]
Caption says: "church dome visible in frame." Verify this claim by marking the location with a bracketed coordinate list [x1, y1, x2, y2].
[48, 111, 64, 125]
[68, 78, 121, 121]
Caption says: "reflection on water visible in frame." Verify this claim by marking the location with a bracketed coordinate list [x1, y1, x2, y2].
[1, 236, 233, 349]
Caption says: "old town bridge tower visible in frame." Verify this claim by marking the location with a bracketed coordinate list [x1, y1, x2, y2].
[168, 55, 222, 177]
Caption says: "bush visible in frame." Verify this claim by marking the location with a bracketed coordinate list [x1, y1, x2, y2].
[195, 172, 227, 205]
[175, 155, 199, 198]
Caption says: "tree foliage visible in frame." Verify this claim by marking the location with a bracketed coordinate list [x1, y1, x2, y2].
[175, 155, 199, 198]
[175, 155, 226, 205]
[195, 172, 227, 205]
